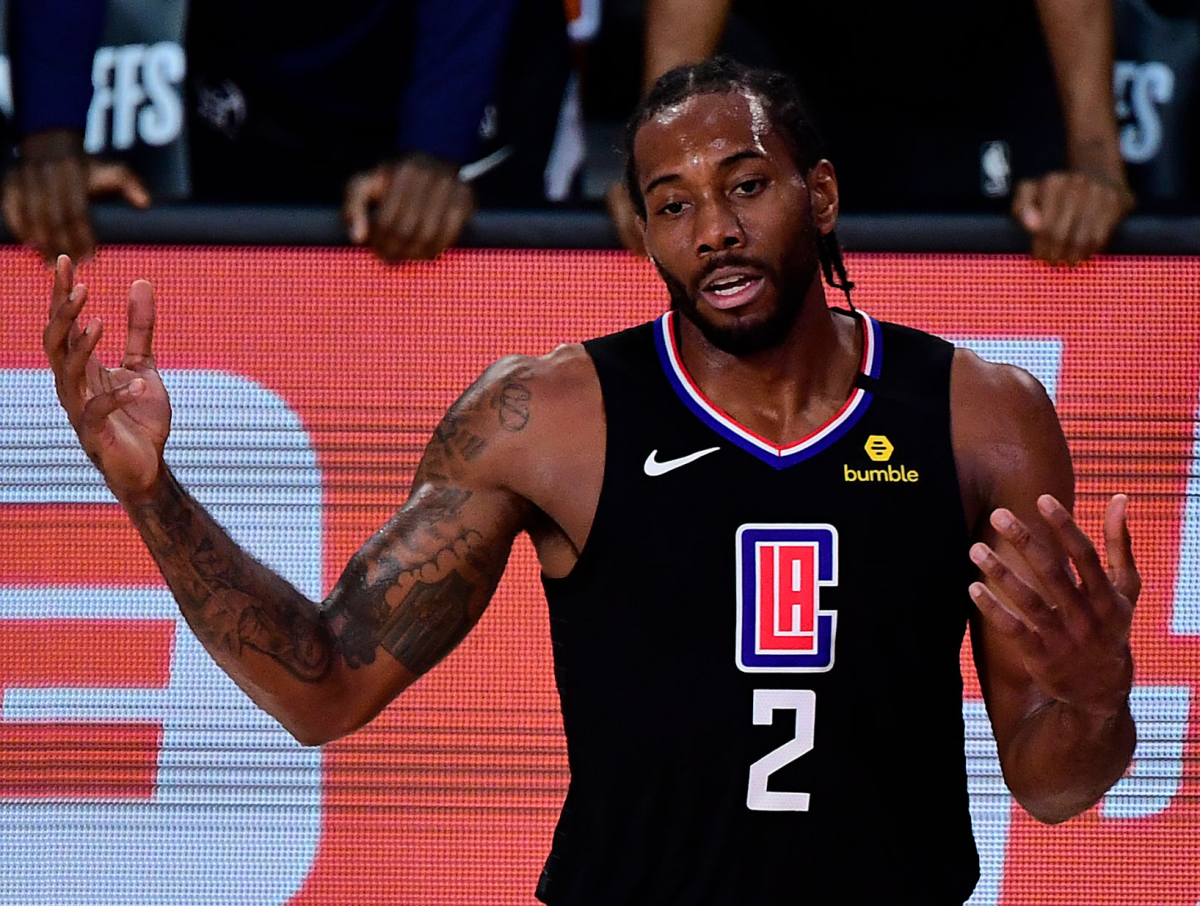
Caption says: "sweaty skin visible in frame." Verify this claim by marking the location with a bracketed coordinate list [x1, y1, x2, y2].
[44, 90, 1135, 824]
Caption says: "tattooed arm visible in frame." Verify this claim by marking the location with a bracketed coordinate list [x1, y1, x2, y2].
[43, 260, 560, 745]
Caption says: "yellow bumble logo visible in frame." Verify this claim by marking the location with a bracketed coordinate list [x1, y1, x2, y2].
[864, 435, 893, 462]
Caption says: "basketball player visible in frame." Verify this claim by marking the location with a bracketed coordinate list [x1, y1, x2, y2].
[42, 60, 1137, 904]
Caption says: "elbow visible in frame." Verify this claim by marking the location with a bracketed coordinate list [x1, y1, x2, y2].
[279, 709, 365, 748]
[285, 722, 336, 748]
[274, 695, 384, 748]
[1018, 798, 1087, 826]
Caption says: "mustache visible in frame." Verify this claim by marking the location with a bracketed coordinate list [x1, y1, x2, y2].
[695, 253, 774, 286]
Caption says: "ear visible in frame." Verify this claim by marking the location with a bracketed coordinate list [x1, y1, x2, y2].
[807, 160, 840, 236]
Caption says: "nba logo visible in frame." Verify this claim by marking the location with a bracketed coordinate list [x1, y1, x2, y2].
[735, 524, 838, 672]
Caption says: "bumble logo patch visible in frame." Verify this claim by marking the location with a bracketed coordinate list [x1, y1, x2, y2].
[845, 436, 919, 483]
[864, 435, 893, 462]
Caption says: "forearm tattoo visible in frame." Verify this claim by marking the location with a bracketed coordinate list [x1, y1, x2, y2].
[132, 371, 529, 684]
[132, 471, 333, 682]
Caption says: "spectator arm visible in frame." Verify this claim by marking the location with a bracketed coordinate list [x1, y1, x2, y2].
[8, 0, 106, 142]
[1033, 0, 1126, 181]
[642, 0, 731, 96]
[395, 0, 520, 165]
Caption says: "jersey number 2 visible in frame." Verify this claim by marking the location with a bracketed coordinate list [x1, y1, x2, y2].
[746, 689, 815, 811]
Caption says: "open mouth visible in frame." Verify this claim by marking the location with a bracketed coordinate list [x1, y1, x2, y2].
[700, 273, 766, 310]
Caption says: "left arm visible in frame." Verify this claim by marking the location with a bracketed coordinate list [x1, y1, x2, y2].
[953, 349, 1138, 823]
[1013, 0, 1134, 265]
[342, 0, 518, 261]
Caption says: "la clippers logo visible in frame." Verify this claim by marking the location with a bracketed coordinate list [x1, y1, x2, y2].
[735, 524, 839, 673]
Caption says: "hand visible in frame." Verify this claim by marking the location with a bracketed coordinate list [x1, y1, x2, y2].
[606, 181, 647, 257]
[43, 255, 171, 499]
[343, 154, 474, 262]
[3, 129, 150, 265]
[969, 494, 1139, 719]
[1012, 170, 1135, 266]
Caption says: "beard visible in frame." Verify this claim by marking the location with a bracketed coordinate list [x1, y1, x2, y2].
[655, 250, 820, 357]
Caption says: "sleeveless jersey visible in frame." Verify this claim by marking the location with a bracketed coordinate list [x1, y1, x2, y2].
[537, 310, 980, 905]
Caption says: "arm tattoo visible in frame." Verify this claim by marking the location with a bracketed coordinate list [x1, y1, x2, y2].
[128, 369, 528, 692]
[325, 512, 509, 675]
[418, 369, 535, 484]
[134, 472, 513, 684]
[132, 471, 334, 682]
[493, 381, 531, 432]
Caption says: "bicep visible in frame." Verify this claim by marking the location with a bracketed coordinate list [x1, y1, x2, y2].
[320, 361, 536, 704]
[955, 355, 1074, 738]
[325, 479, 525, 679]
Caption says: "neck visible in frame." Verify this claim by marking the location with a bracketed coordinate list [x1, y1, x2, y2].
[675, 276, 862, 446]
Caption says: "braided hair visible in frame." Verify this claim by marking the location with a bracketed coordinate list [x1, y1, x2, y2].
[624, 57, 854, 306]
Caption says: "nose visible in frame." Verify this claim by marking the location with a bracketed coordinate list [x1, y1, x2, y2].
[694, 196, 744, 256]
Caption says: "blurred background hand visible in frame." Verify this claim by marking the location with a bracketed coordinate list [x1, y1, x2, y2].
[3, 129, 151, 265]
[343, 154, 476, 262]
[1013, 169, 1136, 266]
[606, 181, 646, 257]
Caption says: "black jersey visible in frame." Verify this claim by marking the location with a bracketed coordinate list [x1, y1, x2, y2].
[537, 310, 980, 905]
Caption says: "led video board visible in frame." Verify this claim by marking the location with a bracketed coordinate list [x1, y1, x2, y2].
[0, 247, 1196, 905]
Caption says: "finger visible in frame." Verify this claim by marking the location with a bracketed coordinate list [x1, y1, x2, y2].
[429, 182, 473, 258]
[120, 174, 152, 208]
[89, 163, 152, 208]
[970, 536, 1062, 635]
[607, 183, 648, 256]
[1072, 185, 1121, 263]
[54, 158, 95, 263]
[1011, 178, 1042, 234]
[969, 580, 1040, 646]
[988, 507, 1083, 607]
[342, 170, 389, 245]
[405, 171, 461, 260]
[1103, 493, 1140, 606]
[64, 315, 104, 396]
[1035, 494, 1109, 594]
[79, 375, 146, 434]
[20, 163, 50, 258]
[1058, 181, 1106, 266]
[48, 254, 75, 322]
[1041, 176, 1083, 265]
[39, 160, 77, 263]
[374, 163, 428, 261]
[44, 266, 86, 366]
[2, 172, 29, 239]
[123, 279, 157, 369]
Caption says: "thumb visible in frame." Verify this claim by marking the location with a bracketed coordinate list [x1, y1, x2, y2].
[88, 163, 152, 208]
[1011, 178, 1042, 233]
[1104, 493, 1141, 605]
[343, 170, 390, 245]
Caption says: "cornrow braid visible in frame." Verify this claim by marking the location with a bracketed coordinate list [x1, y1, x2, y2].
[624, 56, 854, 307]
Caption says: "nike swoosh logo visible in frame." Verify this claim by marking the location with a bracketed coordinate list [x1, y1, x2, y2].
[643, 446, 720, 476]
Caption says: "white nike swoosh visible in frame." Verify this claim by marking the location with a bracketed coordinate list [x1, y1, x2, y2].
[643, 446, 721, 476]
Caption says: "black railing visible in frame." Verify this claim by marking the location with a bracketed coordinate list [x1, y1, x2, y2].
[6, 205, 1199, 254]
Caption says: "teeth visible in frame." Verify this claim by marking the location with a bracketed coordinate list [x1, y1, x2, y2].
[710, 276, 750, 295]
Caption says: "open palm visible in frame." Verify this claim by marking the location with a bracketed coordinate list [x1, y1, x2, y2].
[43, 256, 172, 498]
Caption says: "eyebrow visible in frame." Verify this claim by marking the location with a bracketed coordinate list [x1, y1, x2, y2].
[642, 149, 767, 198]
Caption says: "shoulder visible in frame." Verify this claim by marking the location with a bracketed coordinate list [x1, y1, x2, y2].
[950, 347, 1071, 530]
[416, 344, 601, 494]
[950, 346, 1055, 416]
[463, 343, 597, 421]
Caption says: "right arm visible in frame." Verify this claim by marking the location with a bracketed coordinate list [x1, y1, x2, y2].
[44, 257, 536, 745]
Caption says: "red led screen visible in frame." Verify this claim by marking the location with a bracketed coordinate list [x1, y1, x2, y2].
[0, 246, 1197, 905]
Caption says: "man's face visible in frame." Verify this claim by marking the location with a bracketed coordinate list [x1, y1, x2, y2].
[634, 90, 824, 356]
